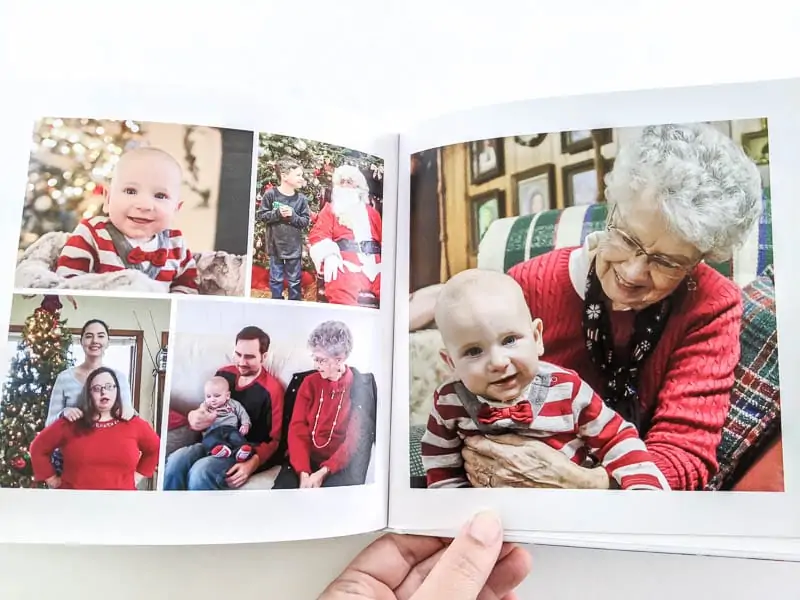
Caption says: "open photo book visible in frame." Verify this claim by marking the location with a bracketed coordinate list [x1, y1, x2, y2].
[0, 77, 798, 560]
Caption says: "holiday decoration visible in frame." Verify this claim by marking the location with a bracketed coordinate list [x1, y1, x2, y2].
[0, 295, 75, 487]
[252, 134, 384, 275]
[20, 118, 145, 252]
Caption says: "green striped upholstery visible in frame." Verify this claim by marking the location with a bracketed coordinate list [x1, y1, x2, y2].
[478, 193, 773, 287]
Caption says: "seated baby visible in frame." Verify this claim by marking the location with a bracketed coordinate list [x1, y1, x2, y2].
[200, 376, 253, 462]
[421, 268, 668, 491]
[55, 146, 198, 294]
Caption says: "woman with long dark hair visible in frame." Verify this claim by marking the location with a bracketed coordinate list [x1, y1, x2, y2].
[30, 367, 160, 490]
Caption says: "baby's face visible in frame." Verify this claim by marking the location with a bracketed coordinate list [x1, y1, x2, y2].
[104, 151, 182, 242]
[204, 382, 230, 409]
[441, 299, 543, 403]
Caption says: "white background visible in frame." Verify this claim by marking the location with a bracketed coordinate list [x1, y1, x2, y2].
[2, 0, 800, 598]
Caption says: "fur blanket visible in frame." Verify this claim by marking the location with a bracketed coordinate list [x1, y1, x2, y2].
[15, 232, 246, 297]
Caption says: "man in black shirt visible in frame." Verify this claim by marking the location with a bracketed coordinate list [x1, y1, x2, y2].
[257, 157, 311, 301]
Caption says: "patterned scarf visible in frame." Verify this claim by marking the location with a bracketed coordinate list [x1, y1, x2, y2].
[582, 259, 672, 430]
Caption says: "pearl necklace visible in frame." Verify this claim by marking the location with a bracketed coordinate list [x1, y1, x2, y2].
[311, 385, 347, 449]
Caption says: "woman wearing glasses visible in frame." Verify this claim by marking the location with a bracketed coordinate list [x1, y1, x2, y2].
[30, 367, 160, 490]
[414, 123, 762, 491]
[273, 320, 378, 489]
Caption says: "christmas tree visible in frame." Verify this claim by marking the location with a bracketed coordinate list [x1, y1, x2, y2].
[252, 134, 385, 271]
[20, 118, 145, 253]
[0, 296, 75, 488]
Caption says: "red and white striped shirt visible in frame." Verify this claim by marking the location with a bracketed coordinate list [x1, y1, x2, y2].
[56, 216, 198, 294]
[421, 361, 669, 490]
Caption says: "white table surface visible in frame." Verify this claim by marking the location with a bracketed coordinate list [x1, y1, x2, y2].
[2, 1, 800, 598]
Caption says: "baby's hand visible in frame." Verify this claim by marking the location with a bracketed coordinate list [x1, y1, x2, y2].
[239, 423, 250, 435]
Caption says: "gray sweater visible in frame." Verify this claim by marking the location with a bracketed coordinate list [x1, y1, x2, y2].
[204, 399, 251, 433]
[46, 367, 135, 426]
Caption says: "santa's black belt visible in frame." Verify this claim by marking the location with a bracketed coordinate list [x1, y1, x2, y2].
[336, 240, 381, 254]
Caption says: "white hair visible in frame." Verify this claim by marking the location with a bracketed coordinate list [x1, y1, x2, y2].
[308, 320, 353, 358]
[332, 164, 369, 199]
[604, 123, 763, 263]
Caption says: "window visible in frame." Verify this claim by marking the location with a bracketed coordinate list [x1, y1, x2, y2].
[1, 330, 139, 408]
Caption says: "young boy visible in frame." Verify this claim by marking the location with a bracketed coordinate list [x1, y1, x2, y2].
[421, 268, 669, 491]
[257, 157, 311, 301]
[55, 146, 198, 294]
[200, 376, 253, 462]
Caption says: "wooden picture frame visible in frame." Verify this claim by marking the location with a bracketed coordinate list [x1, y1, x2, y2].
[511, 164, 556, 216]
[469, 189, 506, 254]
[562, 158, 615, 207]
[560, 128, 612, 155]
[741, 129, 770, 165]
[469, 138, 505, 185]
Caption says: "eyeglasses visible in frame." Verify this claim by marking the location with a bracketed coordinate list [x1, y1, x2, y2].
[312, 355, 343, 367]
[90, 383, 117, 394]
[605, 205, 699, 280]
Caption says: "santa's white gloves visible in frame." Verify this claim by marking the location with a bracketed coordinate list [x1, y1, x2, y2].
[323, 254, 345, 282]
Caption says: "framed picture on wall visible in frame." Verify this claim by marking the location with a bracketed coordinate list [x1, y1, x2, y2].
[511, 164, 556, 216]
[560, 128, 612, 154]
[562, 158, 614, 207]
[469, 189, 506, 253]
[741, 129, 770, 165]
[469, 138, 505, 185]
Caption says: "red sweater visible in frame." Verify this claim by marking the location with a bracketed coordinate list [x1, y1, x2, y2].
[288, 368, 361, 475]
[30, 417, 160, 490]
[508, 248, 742, 491]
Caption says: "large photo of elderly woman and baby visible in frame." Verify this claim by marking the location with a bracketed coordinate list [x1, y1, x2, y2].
[408, 120, 781, 493]
[0, 293, 168, 491]
[163, 298, 380, 491]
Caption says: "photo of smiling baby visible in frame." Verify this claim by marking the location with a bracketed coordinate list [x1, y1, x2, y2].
[13, 117, 256, 297]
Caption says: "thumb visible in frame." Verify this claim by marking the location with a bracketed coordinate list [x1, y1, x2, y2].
[412, 511, 503, 600]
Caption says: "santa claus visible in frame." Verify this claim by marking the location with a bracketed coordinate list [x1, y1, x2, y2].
[308, 165, 382, 307]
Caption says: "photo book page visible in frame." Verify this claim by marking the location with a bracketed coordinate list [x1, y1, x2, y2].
[0, 84, 399, 545]
[390, 78, 800, 545]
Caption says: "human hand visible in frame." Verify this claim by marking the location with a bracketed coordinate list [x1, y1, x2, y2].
[323, 255, 345, 282]
[463, 433, 610, 490]
[62, 407, 83, 422]
[319, 511, 531, 599]
[307, 466, 329, 488]
[279, 205, 293, 218]
[45, 475, 62, 489]
[225, 456, 258, 488]
[134, 472, 145, 487]
[299, 472, 312, 489]
[188, 404, 217, 431]
[239, 423, 250, 435]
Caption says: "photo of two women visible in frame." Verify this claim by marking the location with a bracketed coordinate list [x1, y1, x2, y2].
[0, 293, 168, 491]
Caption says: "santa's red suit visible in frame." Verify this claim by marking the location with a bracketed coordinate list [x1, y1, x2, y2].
[308, 200, 382, 306]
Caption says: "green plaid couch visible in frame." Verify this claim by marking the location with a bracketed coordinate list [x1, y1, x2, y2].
[409, 194, 780, 491]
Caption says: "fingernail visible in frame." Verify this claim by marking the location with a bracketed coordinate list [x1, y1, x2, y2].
[468, 511, 502, 546]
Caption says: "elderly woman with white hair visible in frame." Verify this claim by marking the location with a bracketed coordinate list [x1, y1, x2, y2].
[273, 320, 378, 489]
[413, 123, 763, 491]
[308, 164, 383, 307]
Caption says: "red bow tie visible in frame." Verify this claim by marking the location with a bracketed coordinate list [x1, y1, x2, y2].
[128, 247, 169, 267]
[477, 401, 534, 425]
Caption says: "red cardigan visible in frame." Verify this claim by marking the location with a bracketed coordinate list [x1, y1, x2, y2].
[288, 368, 361, 475]
[508, 247, 742, 490]
[30, 417, 160, 490]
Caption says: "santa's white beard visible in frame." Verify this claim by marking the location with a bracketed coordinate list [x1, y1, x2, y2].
[331, 187, 364, 217]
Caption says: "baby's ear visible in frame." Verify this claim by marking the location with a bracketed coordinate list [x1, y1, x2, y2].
[531, 318, 545, 356]
[101, 187, 110, 213]
[439, 349, 455, 371]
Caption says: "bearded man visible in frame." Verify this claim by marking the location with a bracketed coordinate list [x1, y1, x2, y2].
[308, 165, 382, 307]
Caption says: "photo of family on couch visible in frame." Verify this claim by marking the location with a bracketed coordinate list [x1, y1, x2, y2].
[13, 117, 254, 297]
[250, 133, 385, 309]
[0, 293, 169, 490]
[163, 298, 380, 491]
[407, 120, 781, 493]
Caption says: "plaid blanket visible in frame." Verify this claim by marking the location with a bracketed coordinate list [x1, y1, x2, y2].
[707, 265, 780, 490]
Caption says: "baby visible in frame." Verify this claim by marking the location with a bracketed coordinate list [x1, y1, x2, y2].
[200, 376, 253, 462]
[420, 268, 668, 491]
[56, 146, 198, 294]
